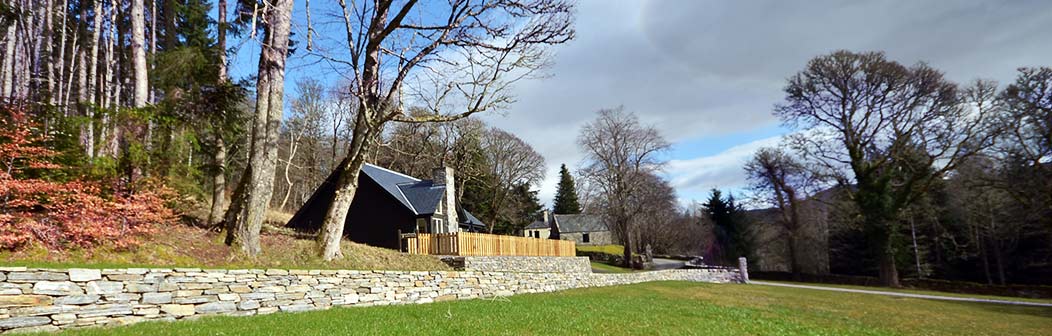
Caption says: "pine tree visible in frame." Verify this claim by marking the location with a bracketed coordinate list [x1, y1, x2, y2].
[552, 164, 581, 214]
[703, 189, 752, 265]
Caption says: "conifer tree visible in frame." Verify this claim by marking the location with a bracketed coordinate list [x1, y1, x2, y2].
[552, 164, 581, 214]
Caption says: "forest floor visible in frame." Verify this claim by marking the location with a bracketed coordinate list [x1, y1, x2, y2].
[0, 215, 450, 271]
[45, 281, 1052, 336]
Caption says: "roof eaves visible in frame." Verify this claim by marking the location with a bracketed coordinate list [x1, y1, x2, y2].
[364, 163, 422, 182]
[395, 184, 419, 215]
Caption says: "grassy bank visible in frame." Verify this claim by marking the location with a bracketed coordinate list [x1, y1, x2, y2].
[589, 261, 636, 273]
[0, 224, 449, 271]
[48, 281, 1052, 336]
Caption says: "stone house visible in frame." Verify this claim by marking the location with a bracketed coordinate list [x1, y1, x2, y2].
[553, 214, 612, 245]
[286, 164, 486, 249]
[522, 211, 554, 239]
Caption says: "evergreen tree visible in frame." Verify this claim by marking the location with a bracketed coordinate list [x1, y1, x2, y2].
[552, 164, 581, 214]
[703, 189, 752, 265]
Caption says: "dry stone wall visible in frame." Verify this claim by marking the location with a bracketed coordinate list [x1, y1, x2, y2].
[0, 266, 742, 333]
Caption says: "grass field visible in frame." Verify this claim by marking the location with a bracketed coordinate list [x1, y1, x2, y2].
[47, 281, 1051, 336]
[576, 244, 624, 255]
[589, 261, 636, 273]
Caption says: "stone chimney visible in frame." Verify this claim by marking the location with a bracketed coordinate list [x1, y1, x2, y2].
[433, 167, 458, 232]
[542, 210, 550, 224]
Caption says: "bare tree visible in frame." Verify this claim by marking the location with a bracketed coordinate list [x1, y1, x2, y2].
[223, 0, 295, 256]
[479, 128, 545, 233]
[578, 107, 670, 268]
[744, 146, 820, 279]
[777, 51, 998, 287]
[308, 0, 575, 260]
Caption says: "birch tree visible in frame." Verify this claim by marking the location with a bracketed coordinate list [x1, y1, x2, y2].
[130, 0, 147, 107]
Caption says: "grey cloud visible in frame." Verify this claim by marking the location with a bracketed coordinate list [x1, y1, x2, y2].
[481, 0, 1052, 204]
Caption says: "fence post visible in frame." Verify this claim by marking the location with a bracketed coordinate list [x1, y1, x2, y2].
[738, 257, 750, 284]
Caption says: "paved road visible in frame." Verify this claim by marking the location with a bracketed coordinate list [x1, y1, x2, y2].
[589, 258, 685, 273]
[751, 281, 1052, 307]
[651, 258, 686, 270]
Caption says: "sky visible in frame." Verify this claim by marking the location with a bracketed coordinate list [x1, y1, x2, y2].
[229, 0, 1052, 207]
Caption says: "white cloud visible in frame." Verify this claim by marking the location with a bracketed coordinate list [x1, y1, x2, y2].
[666, 136, 782, 199]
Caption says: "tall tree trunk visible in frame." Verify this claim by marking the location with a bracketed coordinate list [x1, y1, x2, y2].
[910, 215, 923, 279]
[316, 3, 389, 260]
[130, 0, 147, 108]
[207, 136, 228, 225]
[56, 0, 69, 110]
[622, 219, 634, 268]
[84, 0, 102, 158]
[978, 229, 992, 285]
[44, 0, 55, 103]
[224, 0, 294, 256]
[217, 0, 227, 81]
[317, 154, 363, 260]
[787, 231, 800, 280]
[1, 27, 15, 98]
[878, 251, 900, 287]
[207, 0, 229, 226]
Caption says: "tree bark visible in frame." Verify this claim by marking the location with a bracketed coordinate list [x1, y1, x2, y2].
[224, 0, 294, 256]
[207, 136, 228, 225]
[317, 157, 359, 261]
[622, 219, 634, 268]
[2, 26, 15, 98]
[217, 0, 227, 81]
[130, 0, 147, 108]
[207, 0, 229, 226]
[56, 0, 69, 110]
[44, 0, 55, 103]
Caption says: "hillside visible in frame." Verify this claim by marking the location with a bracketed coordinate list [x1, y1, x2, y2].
[0, 222, 450, 271]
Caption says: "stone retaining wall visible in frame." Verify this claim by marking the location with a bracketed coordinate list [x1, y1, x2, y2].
[441, 256, 591, 273]
[0, 267, 742, 333]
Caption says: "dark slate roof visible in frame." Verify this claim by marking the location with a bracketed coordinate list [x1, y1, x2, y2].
[554, 214, 607, 233]
[396, 181, 444, 215]
[361, 164, 422, 213]
[525, 221, 550, 230]
[361, 164, 484, 225]
[458, 209, 486, 232]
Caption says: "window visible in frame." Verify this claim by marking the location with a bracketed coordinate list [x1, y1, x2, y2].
[432, 218, 443, 233]
[582, 233, 590, 243]
[532, 231, 540, 238]
[416, 218, 427, 233]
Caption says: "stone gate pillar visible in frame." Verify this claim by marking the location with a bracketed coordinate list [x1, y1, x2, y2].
[738, 257, 750, 283]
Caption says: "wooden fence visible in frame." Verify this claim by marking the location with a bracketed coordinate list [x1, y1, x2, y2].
[403, 232, 576, 257]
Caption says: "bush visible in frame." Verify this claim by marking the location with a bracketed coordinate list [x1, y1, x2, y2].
[0, 103, 177, 250]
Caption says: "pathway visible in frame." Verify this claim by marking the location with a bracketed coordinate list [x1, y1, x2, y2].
[750, 281, 1052, 307]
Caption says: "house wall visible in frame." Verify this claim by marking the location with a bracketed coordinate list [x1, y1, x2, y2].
[285, 167, 417, 250]
[344, 176, 418, 249]
[561, 231, 613, 245]
[0, 267, 743, 333]
[522, 228, 550, 239]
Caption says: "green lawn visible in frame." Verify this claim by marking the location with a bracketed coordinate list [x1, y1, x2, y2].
[589, 261, 636, 273]
[49, 281, 1051, 336]
[576, 244, 624, 255]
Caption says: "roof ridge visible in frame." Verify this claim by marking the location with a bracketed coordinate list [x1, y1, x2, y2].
[363, 163, 422, 182]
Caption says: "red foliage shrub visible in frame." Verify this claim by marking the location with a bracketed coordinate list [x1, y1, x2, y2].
[0, 103, 176, 250]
